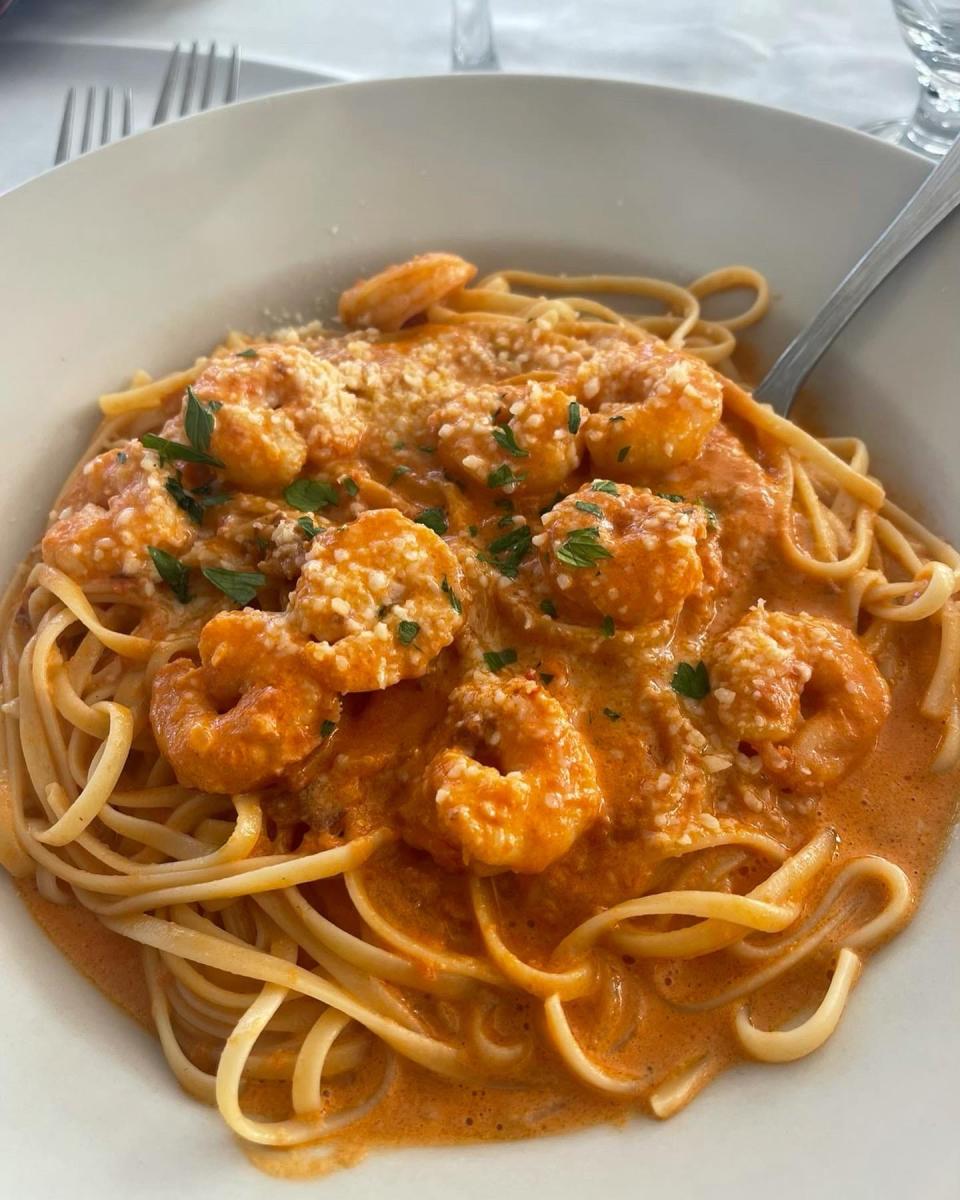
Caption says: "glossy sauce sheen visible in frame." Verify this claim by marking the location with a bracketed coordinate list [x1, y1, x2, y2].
[17, 313, 960, 1162]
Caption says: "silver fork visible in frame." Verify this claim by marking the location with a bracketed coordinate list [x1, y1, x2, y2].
[153, 42, 241, 125]
[54, 86, 133, 165]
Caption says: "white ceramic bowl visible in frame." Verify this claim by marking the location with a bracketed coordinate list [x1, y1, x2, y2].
[0, 76, 957, 1200]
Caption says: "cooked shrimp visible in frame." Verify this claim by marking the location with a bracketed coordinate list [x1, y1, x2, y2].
[185, 344, 364, 471]
[432, 378, 586, 494]
[538, 483, 719, 626]
[402, 674, 602, 873]
[42, 442, 194, 582]
[709, 606, 890, 791]
[577, 336, 723, 475]
[293, 509, 465, 692]
[338, 252, 477, 331]
[150, 609, 339, 794]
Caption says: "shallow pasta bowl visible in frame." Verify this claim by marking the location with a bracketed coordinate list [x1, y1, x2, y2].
[0, 75, 957, 1200]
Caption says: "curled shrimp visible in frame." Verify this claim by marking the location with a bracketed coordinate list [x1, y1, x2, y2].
[293, 508, 465, 692]
[577, 336, 723, 474]
[432, 378, 586, 494]
[150, 610, 339, 794]
[538, 483, 719, 626]
[43, 442, 194, 583]
[184, 344, 364, 475]
[708, 605, 890, 791]
[338, 252, 477, 331]
[402, 674, 602, 873]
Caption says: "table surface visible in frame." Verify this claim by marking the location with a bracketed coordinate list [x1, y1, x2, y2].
[1, 0, 917, 133]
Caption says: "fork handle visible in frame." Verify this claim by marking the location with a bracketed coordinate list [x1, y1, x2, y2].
[754, 132, 960, 416]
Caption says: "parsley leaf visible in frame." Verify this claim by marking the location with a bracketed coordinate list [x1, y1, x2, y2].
[297, 516, 321, 538]
[671, 660, 710, 700]
[567, 401, 582, 434]
[396, 619, 420, 645]
[184, 386, 219, 454]
[141, 432, 224, 468]
[415, 507, 448, 536]
[201, 566, 266, 605]
[602, 707, 621, 721]
[539, 597, 558, 618]
[165, 475, 205, 525]
[478, 523, 532, 578]
[116, 450, 127, 464]
[699, 500, 719, 529]
[284, 478, 338, 511]
[600, 615, 615, 638]
[555, 526, 613, 569]
[483, 647, 517, 673]
[487, 463, 526, 489]
[655, 491, 685, 503]
[320, 719, 337, 737]
[236, 347, 259, 359]
[340, 476, 359, 497]
[591, 479, 618, 495]
[440, 575, 462, 615]
[147, 546, 191, 603]
[468, 524, 478, 537]
[491, 425, 529, 458]
[617, 444, 631, 462]
[574, 500, 603, 518]
[389, 465, 411, 485]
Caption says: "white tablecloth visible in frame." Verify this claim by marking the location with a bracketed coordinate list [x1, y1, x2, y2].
[1, 0, 917, 131]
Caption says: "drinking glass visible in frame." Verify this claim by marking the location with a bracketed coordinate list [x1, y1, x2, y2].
[867, 2, 960, 157]
[450, 0, 500, 71]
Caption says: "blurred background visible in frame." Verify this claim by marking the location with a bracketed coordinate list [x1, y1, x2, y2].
[0, 0, 941, 191]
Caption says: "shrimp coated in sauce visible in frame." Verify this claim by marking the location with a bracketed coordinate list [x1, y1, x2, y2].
[708, 605, 890, 791]
[538, 483, 719, 626]
[432, 378, 586, 494]
[402, 674, 602, 873]
[293, 509, 465, 692]
[577, 336, 723, 475]
[338, 252, 477, 331]
[42, 443, 194, 582]
[150, 609, 340, 794]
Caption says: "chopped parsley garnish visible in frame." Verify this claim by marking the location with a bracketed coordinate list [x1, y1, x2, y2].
[147, 546, 191, 603]
[236, 347, 259, 359]
[165, 475, 205, 525]
[600, 615, 615, 638]
[483, 647, 517, 673]
[591, 479, 618, 495]
[491, 424, 528, 458]
[297, 516, 321, 538]
[555, 526, 613, 568]
[671, 660, 710, 700]
[699, 500, 719, 529]
[389, 465, 411, 485]
[574, 500, 603, 517]
[340, 475, 359, 497]
[201, 566, 265, 606]
[655, 491, 685, 504]
[396, 619, 420, 646]
[141, 432, 224, 469]
[393, 440, 406, 451]
[617, 444, 631, 462]
[567, 401, 582, 434]
[415, 507, 448, 536]
[320, 719, 337, 737]
[116, 450, 127, 464]
[417, 444, 436, 455]
[468, 524, 478, 537]
[284, 478, 338, 511]
[478, 523, 532, 578]
[184, 386, 220, 454]
[487, 463, 526, 489]
[539, 597, 558, 618]
[539, 672, 555, 686]
[497, 511, 517, 528]
[440, 575, 462, 614]
[602, 707, 622, 721]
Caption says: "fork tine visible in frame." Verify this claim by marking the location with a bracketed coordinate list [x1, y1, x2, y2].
[153, 43, 181, 125]
[122, 88, 134, 137]
[179, 40, 199, 117]
[80, 85, 96, 154]
[100, 88, 113, 146]
[55, 87, 76, 165]
[225, 45, 240, 104]
[200, 41, 218, 110]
